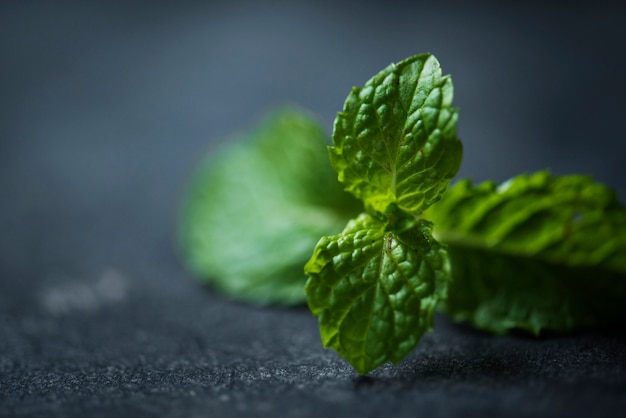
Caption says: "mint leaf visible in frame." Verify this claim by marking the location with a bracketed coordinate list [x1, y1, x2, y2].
[305, 213, 449, 374]
[330, 54, 462, 217]
[180, 108, 361, 305]
[426, 171, 626, 334]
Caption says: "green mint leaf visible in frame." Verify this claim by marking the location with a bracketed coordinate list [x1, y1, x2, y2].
[330, 54, 462, 217]
[304, 213, 450, 374]
[180, 108, 361, 305]
[425, 171, 626, 334]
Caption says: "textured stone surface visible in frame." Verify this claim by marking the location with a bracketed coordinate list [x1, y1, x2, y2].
[1, 2, 626, 417]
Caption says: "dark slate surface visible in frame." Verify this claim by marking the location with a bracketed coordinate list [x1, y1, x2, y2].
[1, 2, 626, 417]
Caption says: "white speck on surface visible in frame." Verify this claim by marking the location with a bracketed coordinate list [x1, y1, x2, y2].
[40, 268, 129, 316]
[96, 269, 127, 301]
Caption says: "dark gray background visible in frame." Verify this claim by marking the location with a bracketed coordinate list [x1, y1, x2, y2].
[1, 1, 626, 417]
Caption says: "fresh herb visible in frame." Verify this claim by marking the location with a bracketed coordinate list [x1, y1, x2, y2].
[426, 172, 626, 335]
[180, 54, 626, 375]
[304, 54, 462, 373]
[179, 108, 360, 305]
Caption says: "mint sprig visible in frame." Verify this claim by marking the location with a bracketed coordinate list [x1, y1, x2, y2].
[304, 54, 461, 373]
[180, 53, 626, 376]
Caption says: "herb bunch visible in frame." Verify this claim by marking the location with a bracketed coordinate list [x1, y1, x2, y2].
[180, 54, 626, 374]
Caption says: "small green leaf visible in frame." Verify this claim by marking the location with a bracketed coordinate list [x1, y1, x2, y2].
[330, 54, 462, 217]
[304, 213, 450, 374]
[179, 108, 361, 305]
[425, 171, 626, 334]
